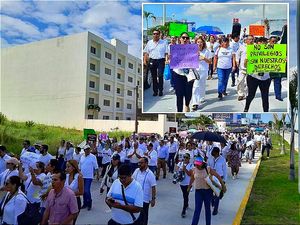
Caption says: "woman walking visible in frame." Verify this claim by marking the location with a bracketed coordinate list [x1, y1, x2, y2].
[227, 142, 241, 179]
[213, 37, 236, 100]
[191, 36, 212, 110]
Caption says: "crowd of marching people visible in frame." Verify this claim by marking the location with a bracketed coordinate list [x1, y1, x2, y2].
[143, 25, 287, 112]
[0, 129, 273, 225]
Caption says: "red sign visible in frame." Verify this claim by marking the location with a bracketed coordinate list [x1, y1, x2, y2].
[249, 25, 265, 36]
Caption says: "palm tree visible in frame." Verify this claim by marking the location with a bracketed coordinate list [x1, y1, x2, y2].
[143, 11, 156, 33]
[272, 113, 282, 135]
[280, 113, 286, 155]
[288, 69, 298, 181]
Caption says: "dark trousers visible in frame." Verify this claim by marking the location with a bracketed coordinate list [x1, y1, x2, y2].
[149, 58, 165, 94]
[180, 185, 189, 214]
[83, 178, 93, 208]
[262, 145, 271, 157]
[212, 194, 220, 212]
[192, 189, 213, 225]
[96, 156, 103, 168]
[208, 63, 213, 76]
[231, 67, 239, 85]
[174, 72, 194, 112]
[149, 166, 157, 174]
[168, 152, 176, 173]
[273, 77, 282, 98]
[140, 202, 150, 225]
[170, 69, 176, 87]
[244, 76, 271, 112]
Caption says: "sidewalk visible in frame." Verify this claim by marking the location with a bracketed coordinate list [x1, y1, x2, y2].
[143, 75, 287, 113]
[77, 155, 261, 225]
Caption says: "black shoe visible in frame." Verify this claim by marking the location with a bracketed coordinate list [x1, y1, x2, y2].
[181, 212, 186, 218]
[231, 83, 236, 87]
[163, 175, 166, 179]
[244, 108, 249, 112]
[218, 93, 223, 100]
[276, 97, 283, 101]
[159, 92, 163, 96]
[153, 93, 158, 96]
[87, 206, 91, 211]
[222, 92, 228, 96]
[192, 105, 198, 111]
[81, 205, 87, 209]
[212, 209, 218, 215]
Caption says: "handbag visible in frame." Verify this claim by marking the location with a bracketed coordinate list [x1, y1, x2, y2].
[17, 194, 42, 225]
[163, 64, 171, 80]
[204, 168, 222, 197]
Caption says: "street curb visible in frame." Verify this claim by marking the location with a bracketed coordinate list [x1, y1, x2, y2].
[232, 157, 262, 225]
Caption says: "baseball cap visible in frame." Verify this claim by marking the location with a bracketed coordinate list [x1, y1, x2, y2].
[194, 156, 205, 166]
[83, 145, 91, 150]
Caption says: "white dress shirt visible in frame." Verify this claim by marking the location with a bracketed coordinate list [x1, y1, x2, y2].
[79, 153, 98, 179]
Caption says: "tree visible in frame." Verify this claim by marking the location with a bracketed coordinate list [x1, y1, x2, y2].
[149, 24, 169, 36]
[280, 113, 286, 155]
[143, 11, 156, 33]
[272, 113, 282, 135]
[288, 69, 298, 181]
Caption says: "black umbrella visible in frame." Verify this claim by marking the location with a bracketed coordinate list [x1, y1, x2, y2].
[231, 128, 248, 133]
[191, 131, 227, 143]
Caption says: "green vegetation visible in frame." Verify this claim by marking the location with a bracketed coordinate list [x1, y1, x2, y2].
[241, 133, 299, 225]
[0, 118, 131, 156]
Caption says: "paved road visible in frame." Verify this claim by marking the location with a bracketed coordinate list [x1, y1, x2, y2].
[77, 154, 260, 225]
[143, 74, 287, 113]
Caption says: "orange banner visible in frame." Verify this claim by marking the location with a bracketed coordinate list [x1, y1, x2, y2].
[249, 25, 265, 36]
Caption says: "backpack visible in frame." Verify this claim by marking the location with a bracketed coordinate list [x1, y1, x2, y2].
[17, 194, 42, 225]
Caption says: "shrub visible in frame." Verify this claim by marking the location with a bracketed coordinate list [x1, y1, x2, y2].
[25, 121, 35, 127]
[0, 113, 7, 125]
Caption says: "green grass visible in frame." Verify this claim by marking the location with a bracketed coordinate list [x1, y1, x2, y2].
[0, 119, 131, 156]
[241, 133, 300, 225]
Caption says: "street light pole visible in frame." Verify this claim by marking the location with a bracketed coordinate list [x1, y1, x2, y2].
[135, 85, 139, 134]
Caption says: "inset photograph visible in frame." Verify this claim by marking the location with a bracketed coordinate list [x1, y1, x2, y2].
[142, 3, 288, 113]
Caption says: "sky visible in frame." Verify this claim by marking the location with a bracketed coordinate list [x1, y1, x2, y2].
[0, 0, 298, 66]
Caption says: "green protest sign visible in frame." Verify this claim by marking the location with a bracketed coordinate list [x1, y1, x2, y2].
[169, 22, 188, 37]
[83, 128, 96, 140]
[246, 44, 286, 74]
[188, 32, 196, 38]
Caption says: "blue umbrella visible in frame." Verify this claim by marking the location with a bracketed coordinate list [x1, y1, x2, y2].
[271, 30, 282, 36]
[195, 26, 224, 35]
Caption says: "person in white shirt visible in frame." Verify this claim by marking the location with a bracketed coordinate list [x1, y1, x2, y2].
[112, 144, 126, 163]
[19, 161, 46, 205]
[128, 142, 144, 172]
[143, 29, 168, 96]
[175, 143, 188, 164]
[39, 145, 54, 166]
[213, 37, 236, 100]
[138, 138, 147, 156]
[175, 153, 193, 218]
[229, 34, 241, 87]
[167, 136, 178, 173]
[208, 147, 227, 216]
[56, 139, 66, 170]
[73, 147, 83, 163]
[79, 145, 99, 210]
[133, 157, 156, 225]
[0, 146, 11, 174]
[143, 143, 158, 175]
[206, 35, 219, 79]
[0, 176, 27, 225]
[0, 157, 19, 191]
[101, 143, 112, 178]
[220, 142, 230, 160]
[64, 141, 74, 164]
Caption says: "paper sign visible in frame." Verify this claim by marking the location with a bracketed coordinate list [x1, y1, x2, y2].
[20, 151, 40, 169]
[249, 25, 265, 36]
[246, 44, 287, 74]
[170, 44, 199, 69]
[41, 174, 52, 194]
[99, 133, 108, 141]
[169, 22, 188, 37]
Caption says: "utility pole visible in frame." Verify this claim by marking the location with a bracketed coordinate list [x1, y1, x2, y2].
[163, 4, 166, 25]
[135, 85, 139, 134]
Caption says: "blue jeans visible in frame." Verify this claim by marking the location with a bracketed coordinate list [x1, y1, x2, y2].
[83, 178, 93, 207]
[273, 77, 282, 98]
[192, 189, 213, 225]
[212, 194, 220, 212]
[217, 68, 232, 94]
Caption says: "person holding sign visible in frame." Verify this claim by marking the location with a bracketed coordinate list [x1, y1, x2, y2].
[143, 29, 168, 96]
[213, 37, 236, 100]
[191, 36, 212, 111]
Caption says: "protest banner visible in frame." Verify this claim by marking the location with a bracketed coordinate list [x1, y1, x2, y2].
[20, 151, 40, 169]
[41, 174, 52, 194]
[170, 44, 199, 69]
[83, 128, 96, 140]
[246, 44, 287, 74]
[249, 25, 265, 36]
[169, 22, 188, 37]
[87, 133, 97, 150]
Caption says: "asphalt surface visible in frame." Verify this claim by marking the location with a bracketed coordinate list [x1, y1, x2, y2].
[77, 154, 260, 225]
[143, 74, 287, 113]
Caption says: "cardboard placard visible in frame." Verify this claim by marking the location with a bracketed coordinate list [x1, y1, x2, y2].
[246, 44, 287, 74]
[249, 25, 265, 36]
[169, 22, 188, 37]
[170, 44, 199, 69]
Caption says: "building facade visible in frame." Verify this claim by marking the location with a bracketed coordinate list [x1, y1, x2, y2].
[1, 32, 143, 128]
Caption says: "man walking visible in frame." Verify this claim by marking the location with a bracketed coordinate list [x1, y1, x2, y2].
[156, 140, 169, 180]
[133, 157, 157, 225]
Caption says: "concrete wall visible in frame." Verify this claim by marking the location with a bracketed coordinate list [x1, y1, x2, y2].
[1, 32, 88, 126]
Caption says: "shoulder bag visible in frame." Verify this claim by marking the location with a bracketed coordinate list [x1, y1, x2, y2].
[204, 167, 222, 197]
[17, 193, 42, 225]
[121, 185, 140, 225]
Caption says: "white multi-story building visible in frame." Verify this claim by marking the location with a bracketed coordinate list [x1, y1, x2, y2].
[1, 32, 142, 128]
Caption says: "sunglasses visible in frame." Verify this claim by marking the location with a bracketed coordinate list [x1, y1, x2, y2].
[182, 36, 190, 40]
[153, 33, 160, 35]
[6, 163, 14, 165]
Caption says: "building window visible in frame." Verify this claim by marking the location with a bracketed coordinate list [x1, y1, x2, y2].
[90, 46, 96, 54]
[128, 62, 133, 69]
[118, 58, 122, 65]
[90, 63, 96, 71]
[103, 115, 110, 120]
[89, 81, 95, 88]
[126, 117, 131, 120]
[116, 102, 120, 108]
[88, 98, 94, 104]
[128, 76, 133, 83]
[115, 116, 120, 120]
[103, 99, 110, 106]
[127, 104, 132, 109]
[138, 67, 141, 73]
[127, 90, 133, 96]
[88, 115, 94, 119]
[105, 68, 111, 75]
[104, 84, 111, 91]
[117, 73, 121, 79]
[137, 80, 140, 86]
[105, 52, 112, 60]
[116, 88, 121, 94]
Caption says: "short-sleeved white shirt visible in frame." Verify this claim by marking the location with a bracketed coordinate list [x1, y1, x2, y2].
[0, 154, 11, 174]
[79, 154, 98, 179]
[39, 153, 54, 166]
[216, 47, 234, 69]
[145, 150, 157, 167]
[177, 162, 193, 186]
[198, 48, 211, 71]
[107, 179, 143, 224]
[133, 168, 156, 203]
[25, 173, 46, 203]
[102, 148, 112, 165]
[143, 39, 168, 59]
[128, 148, 142, 164]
